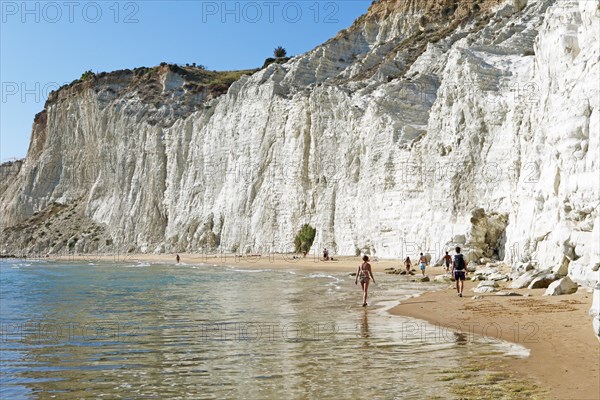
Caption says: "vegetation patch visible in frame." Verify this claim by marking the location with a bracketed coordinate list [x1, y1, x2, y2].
[294, 224, 316, 254]
[435, 357, 545, 400]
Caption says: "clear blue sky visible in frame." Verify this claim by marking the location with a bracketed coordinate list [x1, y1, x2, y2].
[0, 0, 371, 162]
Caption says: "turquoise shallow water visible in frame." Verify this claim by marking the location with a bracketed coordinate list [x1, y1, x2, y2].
[0, 259, 527, 399]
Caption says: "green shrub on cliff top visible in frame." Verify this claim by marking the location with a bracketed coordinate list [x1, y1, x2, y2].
[274, 46, 287, 58]
[80, 70, 95, 81]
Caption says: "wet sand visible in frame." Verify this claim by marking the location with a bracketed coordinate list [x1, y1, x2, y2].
[388, 276, 600, 400]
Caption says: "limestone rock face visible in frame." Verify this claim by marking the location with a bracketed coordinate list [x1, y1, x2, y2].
[495, 291, 521, 296]
[543, 276, 578, 296]
[473, 286, 497, 294]
[0, 1, 598, 292]
[471, 267, 509, 282]
[467, 262, 478, 273]
[434, 274, 454, 283]
[473, 280, 498, 293]
[528, 273, 557, 289]
[509, 270, 537, 289]
[478, 280, 499, 288]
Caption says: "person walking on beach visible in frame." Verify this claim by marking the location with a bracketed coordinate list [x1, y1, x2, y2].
[355, 255, 375, 307]
[443, 251, 452, 274]
[452, 246, 467, 297]
[404, 256, 412, 274]
[418, 253, 428, 276]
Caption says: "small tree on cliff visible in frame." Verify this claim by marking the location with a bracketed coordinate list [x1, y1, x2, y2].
[274, 46, 287, 58]
[294, 224, 316, 255]
[80, 70, 95, 81]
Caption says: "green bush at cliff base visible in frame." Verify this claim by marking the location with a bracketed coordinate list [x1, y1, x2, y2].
[294, 224, 316, 254]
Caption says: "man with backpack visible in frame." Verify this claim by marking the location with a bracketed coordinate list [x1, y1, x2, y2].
[452, 246, 467, 297]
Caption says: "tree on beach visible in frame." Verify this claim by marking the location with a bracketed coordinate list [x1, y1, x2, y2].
[294, 224, 316, 254]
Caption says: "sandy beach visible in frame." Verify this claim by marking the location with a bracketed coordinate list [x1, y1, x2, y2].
[390, 280, 600, 400]
[49, 252, 600, 399]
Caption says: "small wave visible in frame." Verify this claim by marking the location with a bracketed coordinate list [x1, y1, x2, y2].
[376, 300, 403, 315]
[125, 262, 151, 268]
[22, 259, 47, 263]
[306, 273, 337, 279]
[306, 274, 344, 286]
[489, 340, 530, 358]
[228, 268, 272, 273]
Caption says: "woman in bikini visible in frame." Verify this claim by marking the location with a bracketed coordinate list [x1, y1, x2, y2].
[355, 255, 375, 307]
[404, 256, 412, 273]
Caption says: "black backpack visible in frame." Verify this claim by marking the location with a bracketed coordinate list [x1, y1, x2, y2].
[454, 254, 465, 270]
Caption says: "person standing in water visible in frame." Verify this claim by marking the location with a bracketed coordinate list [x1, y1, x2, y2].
[404, 256, 412, 274]
[452, 246, 467, 297]
[418, 253, 428, 276]
[355, 255, 375, 307]
[176, 254, 180, 264]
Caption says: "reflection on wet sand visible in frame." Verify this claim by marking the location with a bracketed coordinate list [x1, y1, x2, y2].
[360, 310, 370, 339]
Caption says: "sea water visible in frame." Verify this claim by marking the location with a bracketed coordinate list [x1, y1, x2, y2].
[0, 259, 527, 399]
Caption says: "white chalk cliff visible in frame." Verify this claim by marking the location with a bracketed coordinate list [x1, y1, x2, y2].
[1, 0, 598, 291]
